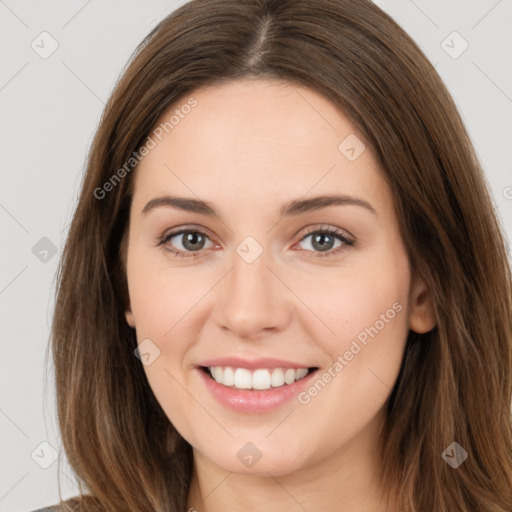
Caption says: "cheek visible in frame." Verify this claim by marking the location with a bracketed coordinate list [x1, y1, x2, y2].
[290, 270, 410, 448]
[291, 250, 411, 394]
[293, 261, 410, 348]
[127, 242, 206, 334]
[125, 248, 210, 399]
[323, 262, 410, 406]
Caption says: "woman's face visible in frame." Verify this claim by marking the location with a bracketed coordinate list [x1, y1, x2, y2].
[124, 78, 434, 476]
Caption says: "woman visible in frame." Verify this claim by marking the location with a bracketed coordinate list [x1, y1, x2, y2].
[37, 0, 512, 510]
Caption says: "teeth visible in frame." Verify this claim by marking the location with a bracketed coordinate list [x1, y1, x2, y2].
[207, 366, 310, 390]
[271, 368, 285, 387]
[284, 368, 296, 385]
[234, 368, 252, 389]
[212, 367, 223, 383]
[252, 369, 271, 390]
[223, 366, 235, 386]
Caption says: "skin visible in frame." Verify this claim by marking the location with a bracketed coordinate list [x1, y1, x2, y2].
[124, 78, 436, 512]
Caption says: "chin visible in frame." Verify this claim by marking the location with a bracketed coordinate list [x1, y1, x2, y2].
[201, 441, 310, 477]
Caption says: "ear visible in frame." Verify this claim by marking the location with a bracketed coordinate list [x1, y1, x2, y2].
[409, 276, 437, 334]
[125, 308, 136, 328]
[120, 230, 135, 328]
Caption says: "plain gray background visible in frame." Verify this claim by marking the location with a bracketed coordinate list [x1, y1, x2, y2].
[1, 1, 511, 511]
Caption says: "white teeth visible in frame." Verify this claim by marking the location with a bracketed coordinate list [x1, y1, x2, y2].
[212, 367, 223, 383]
[207, 366, 311, 390]
[296, 368, 308, 379]
[270, 368, 285, 387]
[234, 368, 252, 389]
[284, 369, 296, 385]
[252, 369, 271, 390]
[223, 366, 235, 386]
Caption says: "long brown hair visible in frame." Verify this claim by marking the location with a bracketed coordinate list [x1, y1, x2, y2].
[48, 1, 512, 510]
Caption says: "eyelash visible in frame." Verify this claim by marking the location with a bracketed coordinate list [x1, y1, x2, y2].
[156, 225, 355, 259]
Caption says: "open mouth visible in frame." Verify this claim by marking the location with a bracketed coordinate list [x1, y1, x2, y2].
[201, 365, 319, 391]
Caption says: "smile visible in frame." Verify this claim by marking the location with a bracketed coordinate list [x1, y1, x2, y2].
[203, 366, 316, 391]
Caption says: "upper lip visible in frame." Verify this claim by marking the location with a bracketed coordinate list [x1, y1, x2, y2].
[196, 357, 317, 370]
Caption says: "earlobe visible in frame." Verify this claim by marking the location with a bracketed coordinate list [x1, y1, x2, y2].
[408, 277, 437, 334]
[125, 309, 136, 328]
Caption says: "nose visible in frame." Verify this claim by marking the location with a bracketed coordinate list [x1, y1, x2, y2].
[212, 246, 293, 339]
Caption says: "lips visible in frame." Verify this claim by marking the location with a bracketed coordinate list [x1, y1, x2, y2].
[197, 356, 316, 370]
[196, 363, 320, 413]
[195, 356, 319, 395]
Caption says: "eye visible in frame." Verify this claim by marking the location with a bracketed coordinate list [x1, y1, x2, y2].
[295, 225, 354, 258]
[157, 228, 215, 258]
[156, 224, 355, 259]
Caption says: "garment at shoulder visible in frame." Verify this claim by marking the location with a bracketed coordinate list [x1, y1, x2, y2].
[30, 496, 89, 511]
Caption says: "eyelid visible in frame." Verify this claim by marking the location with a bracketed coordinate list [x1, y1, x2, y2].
[296, 223, 355, 243]
[157, 224, 218, 245]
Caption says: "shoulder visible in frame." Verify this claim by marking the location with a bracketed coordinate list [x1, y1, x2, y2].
[29, 496, 100, 512]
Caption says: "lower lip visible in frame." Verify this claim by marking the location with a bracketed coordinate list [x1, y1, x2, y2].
[196, 367, 318, 413]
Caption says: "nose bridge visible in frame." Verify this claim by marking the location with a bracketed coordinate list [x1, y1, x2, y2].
[214, 235, 291, 337]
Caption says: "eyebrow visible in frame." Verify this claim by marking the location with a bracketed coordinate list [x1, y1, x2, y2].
[141, 194, 377, 218]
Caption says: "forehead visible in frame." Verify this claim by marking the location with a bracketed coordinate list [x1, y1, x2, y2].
[131, 78, 389, 215]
